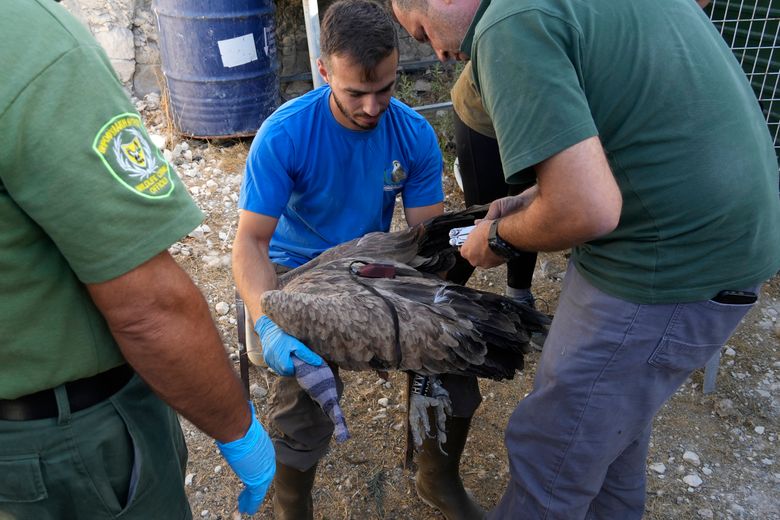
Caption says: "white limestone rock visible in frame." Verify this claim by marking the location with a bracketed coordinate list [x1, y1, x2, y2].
[149, 133, 167, 150]
[683, 451, 701, 466]
[650, 463, 667, 474]
[683, 474, 703, 487]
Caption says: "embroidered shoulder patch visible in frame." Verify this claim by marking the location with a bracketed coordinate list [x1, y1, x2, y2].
[92, 113, 174, 198]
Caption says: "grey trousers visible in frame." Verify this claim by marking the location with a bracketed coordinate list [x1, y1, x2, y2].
[489, 263, 758, 520]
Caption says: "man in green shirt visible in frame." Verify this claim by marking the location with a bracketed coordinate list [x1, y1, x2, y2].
[391, 0, 780, 518]
[0, 1, 274, 517]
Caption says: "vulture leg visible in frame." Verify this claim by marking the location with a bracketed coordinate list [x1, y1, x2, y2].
[408, 374, 452, 452]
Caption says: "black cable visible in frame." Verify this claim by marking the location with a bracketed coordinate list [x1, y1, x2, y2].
[348, 261, 403, 369]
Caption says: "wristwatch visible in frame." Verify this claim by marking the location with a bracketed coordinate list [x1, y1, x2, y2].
[487, 218, 523, 260]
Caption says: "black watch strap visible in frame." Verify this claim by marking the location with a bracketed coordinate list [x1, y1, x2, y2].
[487, 218, 523, 259]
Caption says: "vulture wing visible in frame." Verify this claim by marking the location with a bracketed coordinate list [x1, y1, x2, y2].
[261, 257, 550, 380]
[277, 204, 489, 287]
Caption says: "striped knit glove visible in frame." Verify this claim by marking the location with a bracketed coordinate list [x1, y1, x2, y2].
[292, 356, 350, 443]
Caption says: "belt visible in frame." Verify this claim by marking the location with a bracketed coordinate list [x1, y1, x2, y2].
[0, 364, 134, 421]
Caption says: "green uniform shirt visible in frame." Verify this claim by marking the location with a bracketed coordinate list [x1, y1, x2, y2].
[0, 1, 203, 399]
[463, 0, 780, 303]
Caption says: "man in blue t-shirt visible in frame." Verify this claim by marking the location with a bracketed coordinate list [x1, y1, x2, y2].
[232, 1, 484, 518]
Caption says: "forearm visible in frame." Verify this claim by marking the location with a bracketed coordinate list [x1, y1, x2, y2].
[497, 189, 602, 252]
[119, 285, 251, 443]
[88, 253, 250, 443]
[232, 224, 325, 377]
[462, 136, 621, 267]
[404, 201, 444, 227]
[500, 136, 621, 251]
[232, 234, 279, 324]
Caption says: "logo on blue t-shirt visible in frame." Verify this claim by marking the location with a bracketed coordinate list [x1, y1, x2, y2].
[383, 160, 407, 191]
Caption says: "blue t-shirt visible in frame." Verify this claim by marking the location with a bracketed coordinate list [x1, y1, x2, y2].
[239, 85, 444, 267]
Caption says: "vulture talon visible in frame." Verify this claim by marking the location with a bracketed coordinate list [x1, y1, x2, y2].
[409, 375, 452, 453]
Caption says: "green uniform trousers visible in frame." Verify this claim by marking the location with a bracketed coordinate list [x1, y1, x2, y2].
[0, 374, 191, 519]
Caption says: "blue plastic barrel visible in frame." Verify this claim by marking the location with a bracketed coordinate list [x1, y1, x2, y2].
[153, 0, 280, 138]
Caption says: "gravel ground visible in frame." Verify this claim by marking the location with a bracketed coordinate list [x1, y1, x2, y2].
[136, 94, 779, 520]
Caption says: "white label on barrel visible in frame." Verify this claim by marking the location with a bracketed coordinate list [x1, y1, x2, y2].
[217, 33, 258, 68]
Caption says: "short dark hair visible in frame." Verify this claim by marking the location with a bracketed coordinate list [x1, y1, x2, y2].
[320, 0, 399, 80]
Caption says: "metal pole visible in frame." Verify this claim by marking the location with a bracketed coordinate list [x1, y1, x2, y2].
[302, 0, 324, 88]
[412, 101, 454, 115]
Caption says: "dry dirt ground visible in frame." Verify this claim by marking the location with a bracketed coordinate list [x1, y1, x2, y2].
[136, 94, 779, 520]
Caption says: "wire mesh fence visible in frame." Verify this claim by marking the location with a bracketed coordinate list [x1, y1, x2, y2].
[706, 0, 779, 174]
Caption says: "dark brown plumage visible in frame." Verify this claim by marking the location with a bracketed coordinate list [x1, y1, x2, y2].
[260, 205, 550, 381]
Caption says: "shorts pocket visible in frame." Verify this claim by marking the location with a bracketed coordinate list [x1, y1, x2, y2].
[648, 299, 754, 372]
[0, 454, 47, 503]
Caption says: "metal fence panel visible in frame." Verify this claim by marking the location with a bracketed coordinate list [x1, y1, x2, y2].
[707, 0, 779, 170]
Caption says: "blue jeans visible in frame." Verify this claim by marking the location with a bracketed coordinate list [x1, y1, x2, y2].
[489, 263, 758, 520]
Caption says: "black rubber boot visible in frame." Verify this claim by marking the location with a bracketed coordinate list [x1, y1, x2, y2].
[272, 462, 317, 520]
[415, 415, 487, 520]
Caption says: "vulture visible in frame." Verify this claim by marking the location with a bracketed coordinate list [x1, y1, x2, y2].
[260, 205, 551, 447]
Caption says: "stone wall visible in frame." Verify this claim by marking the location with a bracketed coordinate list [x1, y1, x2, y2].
[62, 0, 435, 99]
[61, 0, 159, 96]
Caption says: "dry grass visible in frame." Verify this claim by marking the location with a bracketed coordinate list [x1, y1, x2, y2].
[156, 69, 178, 147]
[214, 140, 251, 175]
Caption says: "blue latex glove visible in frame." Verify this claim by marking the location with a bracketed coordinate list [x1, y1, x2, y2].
[255, 315, 324, 376]
[216, 402, 275, 515]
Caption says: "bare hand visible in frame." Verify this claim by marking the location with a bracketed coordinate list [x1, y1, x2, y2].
[459, 219, 505, 268]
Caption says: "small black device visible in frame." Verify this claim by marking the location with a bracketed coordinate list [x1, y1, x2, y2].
[487, 218, 524, 260]
[711, 290, 758, 305]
